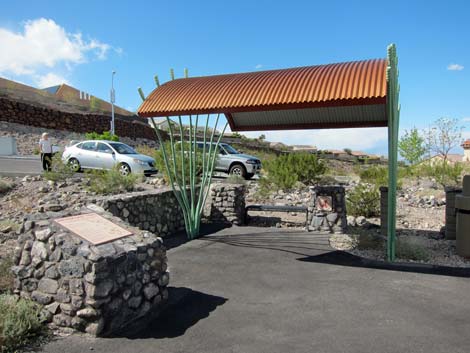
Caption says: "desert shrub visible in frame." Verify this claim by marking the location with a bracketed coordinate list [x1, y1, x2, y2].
[418, 160, 463, 188]
[356, 165, 406, 189]
[86, 168, 139, 195]
[43, 153, 74, 182]
[346, 183, 380, 217]
[355, 232, 385, 251]
[0, 180, 13, 194]
[85, 131, 119, 142]
[225, 174, 246, 185]
[262, 153, 326, 190]
[0, 257, 14, 293]
[154, 142, 204, 184]
[0, 294, 45, 352]
[135, 145, 157, 159]
[396, 237, 430, 261]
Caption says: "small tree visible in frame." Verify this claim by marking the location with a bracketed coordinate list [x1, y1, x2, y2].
[398, 127, 426, 165]
[343, 148, 352, 155]
[424, 117, 463, 163]
[258, 134, 266, 141]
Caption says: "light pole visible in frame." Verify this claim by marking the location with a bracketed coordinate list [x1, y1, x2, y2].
[110, 70, 116, 135]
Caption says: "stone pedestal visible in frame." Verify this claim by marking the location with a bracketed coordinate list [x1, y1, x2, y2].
[210, 184, 246, 225]
[380, 186, 388, 236]
[12, 213, 169, 336]
[445, 186, 462, 240]
[308, 186, 347, 233]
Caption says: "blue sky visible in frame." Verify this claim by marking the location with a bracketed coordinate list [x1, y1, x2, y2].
[0, 0, 469, 154]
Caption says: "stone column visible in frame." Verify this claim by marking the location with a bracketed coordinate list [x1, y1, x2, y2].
[379, 186, 388, 236]
[210, 184, 246, 225]
[445, 186, 462, 240]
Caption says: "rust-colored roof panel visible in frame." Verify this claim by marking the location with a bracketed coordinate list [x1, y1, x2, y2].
[138, 59, 387, 118]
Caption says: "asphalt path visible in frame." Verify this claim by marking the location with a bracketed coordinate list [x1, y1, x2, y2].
[41, 227, 470, 353]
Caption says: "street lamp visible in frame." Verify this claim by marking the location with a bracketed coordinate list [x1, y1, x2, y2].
[110, 71, 116, 135]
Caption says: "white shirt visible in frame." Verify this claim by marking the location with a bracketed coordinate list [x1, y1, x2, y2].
[39, 139, 53, 153]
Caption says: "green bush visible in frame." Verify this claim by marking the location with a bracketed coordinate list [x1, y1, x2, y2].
[0, 257, 13, 293]
[262, 153, 327, 190]
[396, 237, 430, 261]
[154, 142, 204, 185]
[346, 183, 380, 217]
[85, 131, 119, 142]
[43, 153, 74, 182]
[225, 174, 246, 185]
[86, 168, 139, 195]
[0, 180, 13, 194]
[418, 160, 463, 188]
[0, 294, 45, 352]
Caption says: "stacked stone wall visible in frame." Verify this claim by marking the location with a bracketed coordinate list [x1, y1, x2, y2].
[210, 184, 246, 225]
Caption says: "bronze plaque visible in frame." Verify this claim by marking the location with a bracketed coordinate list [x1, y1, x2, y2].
[54, 213, 132, 245]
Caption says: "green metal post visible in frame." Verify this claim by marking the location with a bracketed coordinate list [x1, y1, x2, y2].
[386, 43, 400, 262]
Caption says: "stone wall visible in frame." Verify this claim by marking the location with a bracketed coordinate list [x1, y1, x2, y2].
[380, 186, 388, 235]
[100, 189, 185, 236]
[12, 211, 170, 336]
[210, 184, 246, 225]
[0, 97, 167, 141]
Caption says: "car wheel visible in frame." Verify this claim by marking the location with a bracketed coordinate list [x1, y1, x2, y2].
[68, 158, 81, 172]
[119, 163, 131, 176]
[229, 164, 247, 179]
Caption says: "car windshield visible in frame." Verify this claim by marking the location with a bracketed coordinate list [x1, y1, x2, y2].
[221, 144, 239, 154]
[109, 143, 137, 154]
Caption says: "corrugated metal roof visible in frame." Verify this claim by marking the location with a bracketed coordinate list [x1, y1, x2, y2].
[138, 59, 386, 117]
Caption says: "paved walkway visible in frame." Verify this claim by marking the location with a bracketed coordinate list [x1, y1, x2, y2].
[41, 227, 470, 353]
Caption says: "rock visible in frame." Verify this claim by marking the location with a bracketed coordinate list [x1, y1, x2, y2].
[45, 266, 60, 279]
[356, 216, 367, 226]
[87, 280, 114, 298]
[128, 296, 142, 309]
[158, 272, 170, 287]
[31, 241, 48, 260]
[85, 319, 104, 336]
[347, 216, 356, 227]
[58, 258, 85, 278]
[32, 291, 53, 305]
[35, 228, 53, 241]
[53, 314, 72, 327]
[38, 278, 59, 294]
[143, 283, 159, 300]
[329, 234, 356, 251]
[45, 302, 60, 314]
[77, 307, 98, 319]
[46, 204, 64, 212]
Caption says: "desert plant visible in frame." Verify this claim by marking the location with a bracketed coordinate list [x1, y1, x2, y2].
[395, 237, 430, 261]
[0, 180, 13, 195]
[346, 183, 380, 217]
[225, 174, 246, 185]
[86, 167, 139, 195]
[0, 294, 45, 352]
[43, 153, 75, 182]
[85, 131, 119, 142]
[0, 257, 13, 293]
[262, 153, 326, 190]
[355, 232, 385, 251]
[419, 160, 464, 188]
[399, 127, 426, 165]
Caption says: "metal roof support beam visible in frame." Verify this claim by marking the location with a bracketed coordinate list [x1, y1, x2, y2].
[386, 44, 400, 262]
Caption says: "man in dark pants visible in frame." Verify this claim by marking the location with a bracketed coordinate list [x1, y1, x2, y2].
[39, 132, 53, 171]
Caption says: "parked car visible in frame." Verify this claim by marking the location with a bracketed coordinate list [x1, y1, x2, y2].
[62, 140, 157, 176]
[196, 142, 261, 179]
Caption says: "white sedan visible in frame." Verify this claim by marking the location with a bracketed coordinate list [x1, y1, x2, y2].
[62, 140, 157, 176]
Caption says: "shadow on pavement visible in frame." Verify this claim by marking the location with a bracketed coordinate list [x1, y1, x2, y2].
[163, 223, 230, 250]
[298, 250, 470, 278]
[204, 231, 332, 257]
[114, 287, 227, 339]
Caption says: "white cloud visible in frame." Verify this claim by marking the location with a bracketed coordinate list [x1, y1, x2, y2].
[0, 18, 115, 85]
[461, 117, 470, 123]
[447, 63, 464, 71]
[242, 127, 388, 152]
[255, 64, 263, 69]
[34, 72, 69, 88]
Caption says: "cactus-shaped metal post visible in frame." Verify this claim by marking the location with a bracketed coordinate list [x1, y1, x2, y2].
[138, 73, 227, 239]
[386, 43, 400, 261]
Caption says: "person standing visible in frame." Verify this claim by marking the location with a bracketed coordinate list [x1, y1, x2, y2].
[39, 132, 53, 171]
